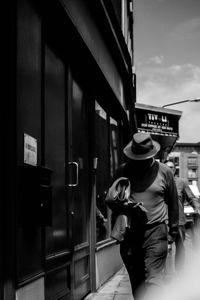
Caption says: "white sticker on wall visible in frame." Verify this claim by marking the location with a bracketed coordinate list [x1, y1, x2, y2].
[24, 133, 37, 166]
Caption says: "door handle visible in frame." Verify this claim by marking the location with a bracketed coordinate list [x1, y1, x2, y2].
[68, 162, 79, 187]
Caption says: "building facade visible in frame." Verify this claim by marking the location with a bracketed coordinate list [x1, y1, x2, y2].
[4, 1, 136, 300]
[168, 142, 200, 193]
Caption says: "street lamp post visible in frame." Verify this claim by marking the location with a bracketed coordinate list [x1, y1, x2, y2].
[162, 98, 200, 108]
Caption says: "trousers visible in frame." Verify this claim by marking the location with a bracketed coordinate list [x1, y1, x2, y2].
[174, 225, 185, 271]
[120, 222, 168, 299]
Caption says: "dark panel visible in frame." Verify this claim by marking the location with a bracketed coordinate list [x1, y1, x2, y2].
[17, 0, 42, 165]
[16, 0, 43, 284]
[69, 75, 91, 300]
[95, 103, 110, 242]
[45, 266, 71, 300]
[110, 0, 122, 24]
[4, 0, 17, 297]
[73, 280, 90, 300]
[74, 256, 89, 288]
[70, 78, 90, 246]
[44, 46, 69, 255]
[73, 258, 90, 300]
[17, 228, 43, 282]
[17, 165, 52, 227]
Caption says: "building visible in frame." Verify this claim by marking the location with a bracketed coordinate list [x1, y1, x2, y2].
[4, 1, 136, 300]
[168, 142, 200, 195]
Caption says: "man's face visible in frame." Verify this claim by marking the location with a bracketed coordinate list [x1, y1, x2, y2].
[165, 161, 176, 174]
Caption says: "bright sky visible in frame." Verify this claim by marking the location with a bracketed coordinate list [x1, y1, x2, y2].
[134, 0, 200, 143]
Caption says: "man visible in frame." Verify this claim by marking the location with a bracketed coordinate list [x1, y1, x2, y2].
[165, 160, 200, 271]
[106, 132, 179, 300]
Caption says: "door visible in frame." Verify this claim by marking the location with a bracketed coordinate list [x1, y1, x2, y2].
[44, 44, 92, 300]
[44, 45, 72, 300]
[67, 71, 91, 300]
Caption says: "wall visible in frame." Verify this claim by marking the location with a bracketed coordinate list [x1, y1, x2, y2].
[96, 243, 123, 288]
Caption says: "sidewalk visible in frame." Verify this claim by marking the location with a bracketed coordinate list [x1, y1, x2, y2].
[84, 230, 195, 300]
[84, 266, 134, 300]
[84, 246, 175, 300]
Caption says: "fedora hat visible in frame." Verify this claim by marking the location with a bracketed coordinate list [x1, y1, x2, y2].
[123, 132, 160, 160]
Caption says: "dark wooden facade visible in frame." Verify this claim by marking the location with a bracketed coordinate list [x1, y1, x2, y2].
[4, 1, 136, 299]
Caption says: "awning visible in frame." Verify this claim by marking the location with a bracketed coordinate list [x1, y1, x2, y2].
[189, 184, 200, 198]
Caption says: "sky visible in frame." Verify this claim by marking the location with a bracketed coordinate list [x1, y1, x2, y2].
[134, 0, 200, 143]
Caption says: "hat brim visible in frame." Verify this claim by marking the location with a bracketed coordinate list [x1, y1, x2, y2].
[123, 140, 160, 160]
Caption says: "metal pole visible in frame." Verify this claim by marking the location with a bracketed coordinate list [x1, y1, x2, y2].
[162, 99, 200, 108]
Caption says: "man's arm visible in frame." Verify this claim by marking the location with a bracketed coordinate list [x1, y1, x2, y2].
[165, 167, 179, 241]
[105, 163, 127, 213]
[183, 182, 200, 214]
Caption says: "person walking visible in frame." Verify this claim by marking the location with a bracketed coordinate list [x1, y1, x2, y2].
[106, 132, 179, 300]
[165, 160, 200, 271]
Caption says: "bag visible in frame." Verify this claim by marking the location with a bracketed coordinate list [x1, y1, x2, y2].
[105, 177, 131, 203]
[106, 177, 148, 241]
[110, 214, 130, 242]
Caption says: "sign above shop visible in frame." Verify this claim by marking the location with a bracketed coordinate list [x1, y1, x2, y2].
[135, 104, 181, 136]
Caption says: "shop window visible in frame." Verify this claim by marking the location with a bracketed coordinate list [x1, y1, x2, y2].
[70, 78, 89, 246]
[110, 118, 121, 178]
[95, 102, 109, 242]
[95, 102, 123, 243]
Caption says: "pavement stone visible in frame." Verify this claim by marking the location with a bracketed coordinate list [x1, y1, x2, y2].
[84, 266, 133, 300]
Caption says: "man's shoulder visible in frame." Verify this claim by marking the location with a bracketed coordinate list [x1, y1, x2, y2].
[158, 162, 176, 181]
[174, 177, 190, 192]
[175, 176, 186, 184]
[158, 161, 172, 173]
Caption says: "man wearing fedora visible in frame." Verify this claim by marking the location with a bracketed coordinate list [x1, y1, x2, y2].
[106, 132, 179, 300]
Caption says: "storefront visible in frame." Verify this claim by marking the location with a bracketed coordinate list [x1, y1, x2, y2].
[4, 1, 136, 300]
[135, 103, 182, 161]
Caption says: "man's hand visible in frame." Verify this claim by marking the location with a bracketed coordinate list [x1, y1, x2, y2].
[194, 208, 200, 215]
[168, 234, 175, 245]
[168, 227, 178, 244]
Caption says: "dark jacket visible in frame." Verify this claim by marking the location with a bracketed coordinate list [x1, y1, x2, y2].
[175, 176, 199, 225]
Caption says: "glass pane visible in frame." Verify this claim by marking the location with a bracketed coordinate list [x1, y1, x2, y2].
[95, 102, 110, 242]
[45, 46, 68, 255]
[71, 79, 89, 245]
[110, 0, 122, 24]
[110, 117, 121, 178]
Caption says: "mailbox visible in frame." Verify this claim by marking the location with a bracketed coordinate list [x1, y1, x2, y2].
[18, 165, 52, 227]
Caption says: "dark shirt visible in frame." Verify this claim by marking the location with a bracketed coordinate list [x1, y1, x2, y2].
[108, 160, 179, 231]
[174, 176, 198, 225]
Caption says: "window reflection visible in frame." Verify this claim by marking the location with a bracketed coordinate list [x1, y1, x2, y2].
[110, 117, 120, 178]
[72, 79, 89, 245]
[95, 102, 109, 242]
[95, 102, 122, 243]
